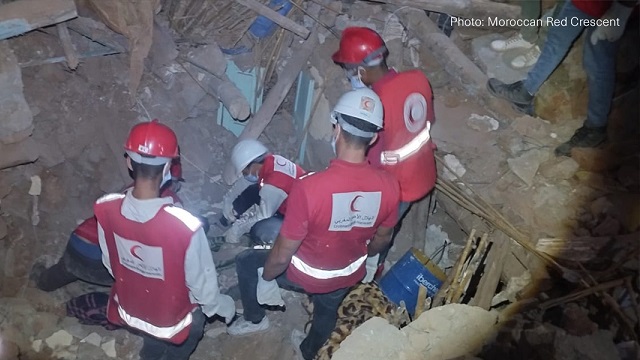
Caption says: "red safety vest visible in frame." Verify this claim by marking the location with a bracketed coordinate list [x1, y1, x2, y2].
[94, 194, 200, 344]
[370, 70, 437, 202]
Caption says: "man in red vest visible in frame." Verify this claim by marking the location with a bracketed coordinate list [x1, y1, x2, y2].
[219, 139, 305, 246]
[332, 27, 438, 270]
[487, 0, 637, 156]
[226, 89, 400, 360]
[95, 120, 235, 360]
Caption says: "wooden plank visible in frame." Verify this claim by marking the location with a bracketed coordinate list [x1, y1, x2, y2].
[0, 0, 77, 40]
[56, 22, 79, 70]
[469, 233, 509, 310]
[236, 0, 310, 39]
[373, 0, 520, 21]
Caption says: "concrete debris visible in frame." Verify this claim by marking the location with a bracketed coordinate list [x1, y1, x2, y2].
[590, 196, 614, 217]
[471, 34, 529, 85]
[538, 157, 579, 180]
[332, 317, 412, 360]
[424, 224, 451, 269]
[80, 333, 102, 347]
[466, 114, 499, 133]
[561, 303, 598, 336]
[592, 216, 621, 237]
[31, 339, 43, 352]
[45, 329, 73, 349]
[507, 149, 549, 186]
[520, 325, 620, 360]
[532, 184, 573, 237]
[28, 175, 41, 196]
[205, 326, 227, 339]
[442, 154, 466, 181]
[332, 304, 498, 360]
[492, 271, 531, 306]
[101, 338, 117, 358]
[0, 40, 34, 144]
[187, 44, 227, 78]
[0, 217, 7, 240]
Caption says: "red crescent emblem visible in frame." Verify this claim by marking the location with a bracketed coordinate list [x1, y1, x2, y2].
[350, 195, 363, 212]
[276, 158, 288, 166]
[130, 245, 143, 261]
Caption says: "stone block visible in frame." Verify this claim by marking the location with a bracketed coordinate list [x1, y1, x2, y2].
[0, 42, 33, 144]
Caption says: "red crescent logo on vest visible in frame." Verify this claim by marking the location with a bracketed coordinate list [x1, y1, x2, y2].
[130, 245, 143, 261]
[403, 93, 427, 134]
[350, 195, 363, 212]
[276, 158, 288, 166]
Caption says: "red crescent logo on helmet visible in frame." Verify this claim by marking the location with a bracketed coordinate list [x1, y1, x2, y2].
[130, 245, 143, 261]
[360, 97, 375, 113]
[350, 195, 363, 212]
[276, 158, 288, 166]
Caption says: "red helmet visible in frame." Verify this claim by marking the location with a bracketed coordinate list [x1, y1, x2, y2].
[332, 27, 388, 66]
[124, 119, 178, 165]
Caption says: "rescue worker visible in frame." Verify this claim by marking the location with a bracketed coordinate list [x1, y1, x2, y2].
[332, 27, 437, 269]
[226, 89, 400, 360]
[31, 156, 203, 292]
[95, 120, 235, 360]
[220, 139, 305, 246]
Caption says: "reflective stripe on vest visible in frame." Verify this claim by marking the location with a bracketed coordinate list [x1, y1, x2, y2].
[290, 253, 368, 280]
[115, 295, 192, 339]
[380, 122, 431, 165]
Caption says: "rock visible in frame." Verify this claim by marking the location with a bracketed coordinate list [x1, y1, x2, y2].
[332, 317, 412, 360]
[45, 330, 73, 349]
[539, 157, 579, 180]
[471, 33, 529, 85]
[492, 271, 531, 306]
[424, 224, 451, 269]
[590, 196, 613, 217]
[442, 154, 466, 181]
[0, 339, 20, 360]
[32, 312, 60, 337]
[81, 333, 102, 347]
[561, 303, 598, 336]
[205, 326, 227, 339]
[507, 149, 549, 186]
[592, 216, 621, 236]
[496, 134, 537, 156]
[510, 115, 552, 141]
[532, 184, 574, 237]
[466, 114, 499, 133]
[77, 341, 109, 360]
[403, 304, 498, 360]
[554, 330, 619, 360]
[0, 42, 34, 144]
[187, 44, 227, 78]
[101, 339, 117, 358]
[0, 217, 6, 240]
[31, 339, 43, 352]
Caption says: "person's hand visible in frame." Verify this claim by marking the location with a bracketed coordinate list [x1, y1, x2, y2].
[216, 294, 236, 324]
[256, 268, 285, 306]
[590, 1, 633, 45]
[222, 202, 237, 223]
[362, 254, 379, 283]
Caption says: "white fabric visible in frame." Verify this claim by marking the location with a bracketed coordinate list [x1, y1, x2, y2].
[590, 1, 635, 45]
[380, 121, 431, 165]
[257, 184, 288, 219]
[115, 294, 192, 339]
[290, 253, 368, 280]
[256, 267, 285, 307]
[225, 204, 258, 243]
[97, 190, 234, 322]
[361, 254, 379, 283]
[222, 177, 252, 222]
[126, 150, 172, 165]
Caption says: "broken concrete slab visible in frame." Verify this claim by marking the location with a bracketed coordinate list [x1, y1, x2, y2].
[442, 154, 466, 181]
[507, 148, 549, 186]
[0, 41, 33, 144]
[538, 157, 579, 180]
[466, 113, 499, 133]
[45, 329, 73, 349]
[101, 338, 116, 358]
[471, 33, 529, 85]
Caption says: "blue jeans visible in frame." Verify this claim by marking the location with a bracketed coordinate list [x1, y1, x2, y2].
[235, 249, 349, 360]
[377, 201, 412, 266]
[250, 214, 284, 245]
[139, 308, 206, 360]
[523, 1, 621, 128]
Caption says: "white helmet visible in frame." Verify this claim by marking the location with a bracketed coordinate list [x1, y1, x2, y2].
[331, 88, 383, 130]
[231, 139, 268, 175]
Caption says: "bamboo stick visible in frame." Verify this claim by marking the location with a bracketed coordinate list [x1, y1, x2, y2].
[414, 285, 428, 319]
[445, 229, 476, 304]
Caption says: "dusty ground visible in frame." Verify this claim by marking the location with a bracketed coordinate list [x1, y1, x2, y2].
[1, 1, 639, 359]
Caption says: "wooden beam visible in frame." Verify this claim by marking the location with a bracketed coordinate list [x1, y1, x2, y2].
[373, 0, 520, 21]
[0, 0, 77, 40]
[469, 233, 509, 310]
[237, 0, 310, 39]
[222, 28, 319, 184]
[56, 22, 79, 70]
